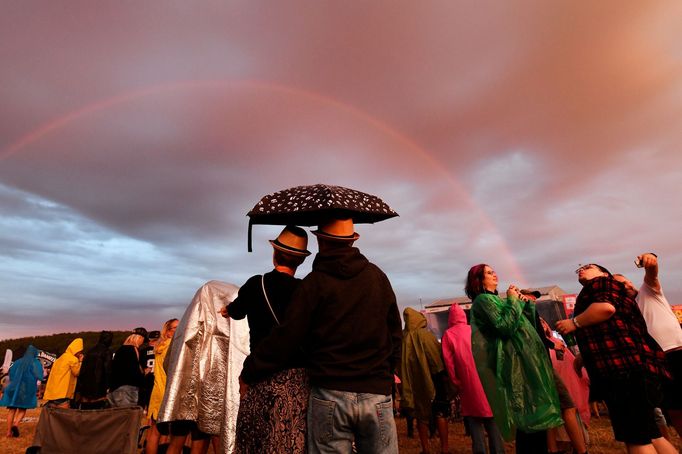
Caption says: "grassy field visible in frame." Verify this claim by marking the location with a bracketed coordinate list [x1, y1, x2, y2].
[1, 404, 679, 453]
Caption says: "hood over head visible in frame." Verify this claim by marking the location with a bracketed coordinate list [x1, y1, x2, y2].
[448, 303, 468, 327]
[403, 307, 427, 331]
[97, 331, 113, 347]
[22, 344, 39, 360]
[65, 338, 84, 356]
[312, 246, 368, 279]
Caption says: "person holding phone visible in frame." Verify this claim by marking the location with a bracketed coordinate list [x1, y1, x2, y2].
[557, 262, 676, 454]
[613, 253, 682, 440]
[466, 264, 562, 454]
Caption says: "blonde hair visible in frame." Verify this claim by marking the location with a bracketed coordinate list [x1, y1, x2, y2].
[155, 319, 178, 354]
[124, 334, 144, 348]
[161, 318, 178, 340]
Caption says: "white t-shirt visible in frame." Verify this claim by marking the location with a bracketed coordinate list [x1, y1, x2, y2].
[637, 282, 682, 351]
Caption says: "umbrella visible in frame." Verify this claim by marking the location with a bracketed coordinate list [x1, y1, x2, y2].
[247, 184, 398, 251]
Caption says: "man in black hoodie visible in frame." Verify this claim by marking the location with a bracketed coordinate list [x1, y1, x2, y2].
[240, 217, 402, 453]
[74, 331, 113, 409]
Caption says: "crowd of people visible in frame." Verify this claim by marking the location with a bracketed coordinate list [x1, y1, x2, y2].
[224, 220, 681, 454]
[394, 252, 680, 454]
[1, 213, 681, 454]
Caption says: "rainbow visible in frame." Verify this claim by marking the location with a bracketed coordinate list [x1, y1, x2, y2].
[0, 79, 526, 285]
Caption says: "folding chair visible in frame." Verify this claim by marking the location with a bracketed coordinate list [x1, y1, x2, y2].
[27, 405, 142, 454]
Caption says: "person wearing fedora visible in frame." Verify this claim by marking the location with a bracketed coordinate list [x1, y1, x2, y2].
[240, 217, 402, 454]
[222, 225, 312, 453]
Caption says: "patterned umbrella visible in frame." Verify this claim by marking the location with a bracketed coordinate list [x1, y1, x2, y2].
[247, 184, 398, 251]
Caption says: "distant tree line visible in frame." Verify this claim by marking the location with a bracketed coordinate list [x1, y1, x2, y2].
[0, 331, 131, 359]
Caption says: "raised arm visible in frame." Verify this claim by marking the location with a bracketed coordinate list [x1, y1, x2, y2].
[224, 276, 259, 320]
[640, 253, 661, 293]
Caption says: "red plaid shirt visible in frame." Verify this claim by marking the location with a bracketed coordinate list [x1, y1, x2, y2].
[575, 276, 668, 380]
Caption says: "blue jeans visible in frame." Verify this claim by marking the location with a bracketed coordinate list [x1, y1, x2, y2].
[107, 385, 139, 407]
[308, 386, 398, 454]
[467, 416, 505, 454]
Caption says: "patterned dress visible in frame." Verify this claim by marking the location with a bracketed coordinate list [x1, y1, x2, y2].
[235, 368, 309, 453]
[229, 271, 310, 454]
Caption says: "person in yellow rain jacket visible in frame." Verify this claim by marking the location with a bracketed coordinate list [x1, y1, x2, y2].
[145, 318, 178, 454]
[43, 338, 83, 408]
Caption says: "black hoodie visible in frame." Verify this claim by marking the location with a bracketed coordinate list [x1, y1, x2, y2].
[75, 331, 113, 399]
[241, 246, 402, 395]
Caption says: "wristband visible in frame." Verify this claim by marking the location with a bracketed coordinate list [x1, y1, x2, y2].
[572, 317, 581, 329]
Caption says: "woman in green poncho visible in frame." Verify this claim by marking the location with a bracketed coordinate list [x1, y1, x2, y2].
[466, 264, 562, 454]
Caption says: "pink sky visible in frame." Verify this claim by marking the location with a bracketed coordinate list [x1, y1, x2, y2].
[1, 1, 682, 340]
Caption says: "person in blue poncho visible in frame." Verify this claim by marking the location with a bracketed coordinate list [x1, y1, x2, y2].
[466, 264, 562, 454]
[0, 345, 44, 438]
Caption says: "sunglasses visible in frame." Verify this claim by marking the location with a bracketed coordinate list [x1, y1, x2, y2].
[575, 264, 596, 274]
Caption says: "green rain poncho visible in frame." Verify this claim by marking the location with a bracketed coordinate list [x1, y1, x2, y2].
[400, 307, 445, 422]
[470, 293, 562, 441]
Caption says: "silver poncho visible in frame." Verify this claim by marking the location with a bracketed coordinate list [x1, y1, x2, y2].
[158, 280, 250, 453]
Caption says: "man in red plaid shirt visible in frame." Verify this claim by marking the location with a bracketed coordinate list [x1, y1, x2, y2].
[556, 263, 676, 454]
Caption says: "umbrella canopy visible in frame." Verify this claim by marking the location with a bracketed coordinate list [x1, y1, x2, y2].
[247, 184, 398, 251]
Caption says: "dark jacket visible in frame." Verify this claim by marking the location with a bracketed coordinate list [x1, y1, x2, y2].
[110, 344, 144, 390]
[241, 246, 402, 395]
[75, 331, 113, 399]
[228, 269, 305, 369]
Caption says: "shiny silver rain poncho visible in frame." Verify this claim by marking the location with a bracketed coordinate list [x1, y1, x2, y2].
[158, 280, 250, 453]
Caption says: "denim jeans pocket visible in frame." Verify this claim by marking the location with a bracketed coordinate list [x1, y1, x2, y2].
[376, 398, 394, 446]
[310, 395, 336, 443]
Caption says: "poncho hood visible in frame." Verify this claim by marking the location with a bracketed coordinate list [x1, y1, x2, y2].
[66, 338, 83, 356]
[403, 307, 427, 331]
[23, 344, 39, 360]
[448, 303, 467, 327]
